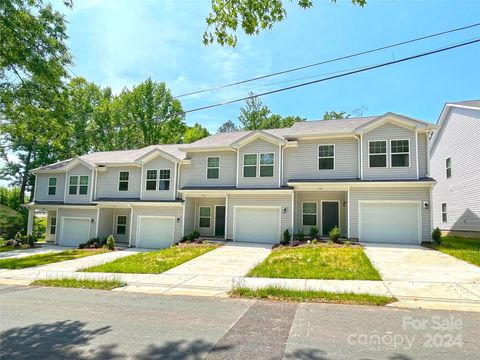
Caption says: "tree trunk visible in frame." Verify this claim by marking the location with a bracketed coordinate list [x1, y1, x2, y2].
[19, 149, 32, 206]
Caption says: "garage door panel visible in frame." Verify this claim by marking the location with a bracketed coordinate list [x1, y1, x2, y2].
[137, 217, 174, 249]
[61, 218, 90, 247]
[234, 207, 279, 244]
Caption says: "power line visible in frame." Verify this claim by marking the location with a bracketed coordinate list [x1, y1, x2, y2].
[174, 22, 480, 99]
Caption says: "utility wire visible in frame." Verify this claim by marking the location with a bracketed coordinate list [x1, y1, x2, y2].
[174, 22, 480, 98]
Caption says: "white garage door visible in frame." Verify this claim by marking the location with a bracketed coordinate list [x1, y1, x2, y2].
[61, 218, 91, 247]
[137, 216, 175, 249]
[234, 207, 280, 244]
[359, 202, 420, 244]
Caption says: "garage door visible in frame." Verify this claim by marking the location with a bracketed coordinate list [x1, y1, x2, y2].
[61, 218, 90, 247]
[137, 216, 174, 249]
[359, 202, 420, 244]
[234, 207, 280, 244]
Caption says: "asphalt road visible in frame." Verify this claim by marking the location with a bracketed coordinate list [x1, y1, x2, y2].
[1, 285, 479, 360]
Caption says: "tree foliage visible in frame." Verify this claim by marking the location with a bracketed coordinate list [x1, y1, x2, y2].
[184, 123, 210, 143]
[203, 0, 367, 47]
[322, 111, 350, 120]
[217, 120, 238, 133]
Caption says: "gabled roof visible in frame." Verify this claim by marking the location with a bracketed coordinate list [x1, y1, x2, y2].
[353, 112, 435, 134]
[286, 116, 376, 138]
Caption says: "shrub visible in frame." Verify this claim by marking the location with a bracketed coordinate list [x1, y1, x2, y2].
[26, 234, 35, 248]
[344, 240, 351, 246]
[105, 235, 115, 250]
[192, 230, 200, 239]
[14, 231, 22, 241]
[432, 227, 442, 244]
[309, 226, 319, 240]
[294, 231, 305, 242]
[329, 226, 340, 242]
[282, 229, 291, 245]
[312, 239, 318, 245]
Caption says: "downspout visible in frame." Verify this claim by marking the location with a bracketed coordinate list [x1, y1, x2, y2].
[426, 130, 431, 177]
[415, 130, 419, 179]
[128, 204, 134, 247]
[279, 144, 282, 187]
[353, 134, 361, 179]
[235, 148, 239, 187]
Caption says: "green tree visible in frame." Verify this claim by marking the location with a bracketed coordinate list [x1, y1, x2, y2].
[322, 111, 350, 120]
[204, 0, 367, 47]
[184, 123, 210, 143]
[217, 120, 238, 133]
[0, 186, 21, 211]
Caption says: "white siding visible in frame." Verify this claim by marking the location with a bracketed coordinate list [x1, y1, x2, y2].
[57, 208, 97, 243]
[65, 163, 93, 204]
[96, 166, 141, 199]
[141, 154, 176, 200]
[283, 138, 358, 184]
[191, 197, 226, 237]
[431, 107, 480, 232]
[238, 139, 280, 188]
[180, 151, 236, 188]
[183, 197, 195, 235]
[97, 208, 114, 239]
[35, 173, 65, 202]
[131, 205, 183, 245]
[418, 132, 428, 178]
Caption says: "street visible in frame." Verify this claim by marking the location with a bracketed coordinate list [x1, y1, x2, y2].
[1, 285, 479, 359]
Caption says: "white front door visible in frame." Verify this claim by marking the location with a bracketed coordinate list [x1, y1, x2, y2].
[61, 218, 91, 247]
[234, 207, 280, 244]
[359, 202, 420, 244]
[137, 216, 175, 249]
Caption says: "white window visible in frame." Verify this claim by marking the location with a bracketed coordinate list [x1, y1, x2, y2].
[302, 202, 317, 226]
[442, 203, 447, 222]
[118, 171, 129, 191]
[199, 206, 211, 228]
[159, 169, 170, 190]
[146, 170, 157, 190]
[69, 175, 88, 195]
[260, 153, 274, 177]
[391, 140, 409, 167]
[446, 158, 451, 178]
[50, 217, 56, 235]
[369, 141, 387, 168]
[116, 215, 127, 235]
[243, 154, 257, 177]
[207, 157, 220, 179]
[48, 177, 57, 195]
[318, 145, 335, 170]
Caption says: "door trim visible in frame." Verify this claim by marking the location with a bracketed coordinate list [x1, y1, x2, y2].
[232, 205, 281, 242]
[214, 205, 226, 237]
[135, 215, 175, 248]
[60, 217, 91, 246]
[320, 200, 341, 235]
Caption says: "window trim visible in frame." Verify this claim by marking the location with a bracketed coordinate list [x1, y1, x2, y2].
[198, 206, 212, 228]
[242, 153, 258, 178]
[116, 215, 127, 235]
[390, 139, 410, 168]
[48, 177, 57, 196]
[206, 156, 220, 180]
[68, 175, 89, 196]
[118, 171, 130, 192]
[50, 217, 56, 235]
[259, 152, 275, 177]
[145, 169, 158, 191]
[318, 144, 335, 171]
[158, 169, 171, 191]
[446, 157, 452, 179]
[302, 201, 317, 227]
[368, 140, 388, 168]
[441, 203, 447, 223]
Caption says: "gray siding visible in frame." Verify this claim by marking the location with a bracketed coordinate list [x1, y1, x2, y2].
[226, 193, 293, 239]
[141, 154, 176, 200]
[362, 123, 418, 180]
[57, 208, 98, 243]
[97, 208, 114, 239]
[35, 173, 65, 202]
[190, 197, 226, 237]
[418, 132, 428, 178]
[131, 205, 183, 245]
[96, 166, 141, 199]
[349, 187, 431, 241]
[283, 138, 358, 185]
[183, 197, 195, 235]
[180, 151, 236, 188]
[65, 163, 93, 204]
[431, 107, 480, 231]
[238, 139, 280, 188]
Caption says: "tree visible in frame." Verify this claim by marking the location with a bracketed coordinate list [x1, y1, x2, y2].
[217, 120, 238, 133]
[203, 0, 367, 47]
[322, 111, 350, 120]
[0, 186, 21, 211]
[183, 123, 210, 143]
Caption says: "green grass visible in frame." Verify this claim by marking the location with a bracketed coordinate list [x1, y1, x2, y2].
[82, 243, 220, 274]
[427, 236, 480, 266]
[0, 249, 107, 269]
[32, 278, 122, 290]
[231, 286, 395, 306]
[247, 245, 381, 280]
[0, 245, 25, 253]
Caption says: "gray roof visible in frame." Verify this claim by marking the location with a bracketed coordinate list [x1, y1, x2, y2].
[448, 100, 480, 109]
[184, 128, 289, 148]
[286, 116, 378, 137]
[80, 144, 186, 164]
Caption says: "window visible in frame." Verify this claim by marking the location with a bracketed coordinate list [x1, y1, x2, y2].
[48, 177, 57, 195]
[318, 145, 335, 170]
[369, 141, 387, 167]
[243, 154, 257, 177]
[50, 217, 56, 235]
[116, 215, 127, 235]
[446, 158, 452, 178]
[207, 157, 220, 179]
[199, 207, 211, 228]
[68, 175, 88, 195]
[260, 153, 274, 177]
[302, 203, 317, 226]
[159, 169, 170, 190]
[118, 171, 129, 191]
[391, 140, 409, 167]
[146, 170, 157, 190]
[442, 203, 447, 222]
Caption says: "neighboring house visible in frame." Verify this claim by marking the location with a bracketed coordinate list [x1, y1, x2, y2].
[430, 100, 480, 236]
[26, 113, 436, 248]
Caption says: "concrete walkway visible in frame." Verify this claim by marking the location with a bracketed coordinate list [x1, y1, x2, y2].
[0, 244, 66, 260]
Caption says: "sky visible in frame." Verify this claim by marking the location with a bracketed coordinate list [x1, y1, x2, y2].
[1, 0, 479, 187]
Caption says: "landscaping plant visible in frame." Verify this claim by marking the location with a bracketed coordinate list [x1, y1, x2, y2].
[432, 227, 442, 244]
[329, 226, 341, 243]
[282, 229, 291, 245]
[295, 230, 305, 242]
[105, 235, 115, 250]
[309, 226, 319, 240]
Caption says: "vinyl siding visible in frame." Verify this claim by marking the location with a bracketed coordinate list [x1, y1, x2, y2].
[238, 139, 280, 188]
[35, 173, 65, 202]
[294, 191, 347, 237]
[97, 208, 114, 239]
[57, 208, 98, 243]
[141, 154, 176, 200]
[349, 187, 431, 241]
[96, 166, 141, 199]
[191, 197, 226, 237]
[65, 163, 93, 204]
[418, 132, 428, 178]
[183, 197, 195, 235]
[180, 151, 236, 188]
[431, 107, 480, 232]
[131, 205, 183, 245]
[362, 123, 418, 180]
[226, 193, 293, 240]
[283, 138, 358, 185]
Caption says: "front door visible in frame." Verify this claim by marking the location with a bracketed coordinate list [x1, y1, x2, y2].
[322, 202, 339, 236]
[215, 206, 226, 237]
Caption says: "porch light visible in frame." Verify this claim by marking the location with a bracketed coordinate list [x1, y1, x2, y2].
[176, 217, 181, 223]
[283, 207, 287, 214]
[91, 218, 95, 223]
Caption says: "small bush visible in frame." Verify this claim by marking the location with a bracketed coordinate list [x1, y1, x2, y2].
[329, 226, 340, 242]
[312, 239, 318, 245]
[344, 240, 351, 246]
[26, 234, 35, 248]
[432, 227, 442, 244]
[282, 229, 291, 245]
[192, 230, 200, 239]
[14, 231, 22, 241]
[294, 231, 305, 242]
[105, 235, 115, 250]
[309, 226, 319, 240]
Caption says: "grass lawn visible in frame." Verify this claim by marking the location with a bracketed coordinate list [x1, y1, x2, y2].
[427, 236, 480, 266]
[82, 243, 220, 274]
[247, 245, 381, 280]
[231, 286, 395, 306]
[0, 245, 27, 253]
[0, 249, 107, 269]
[32, 278, 122, 290]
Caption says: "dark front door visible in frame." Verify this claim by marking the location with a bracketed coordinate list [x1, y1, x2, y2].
[322, 202, 339, 236]
[215, 206, 226, 237]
